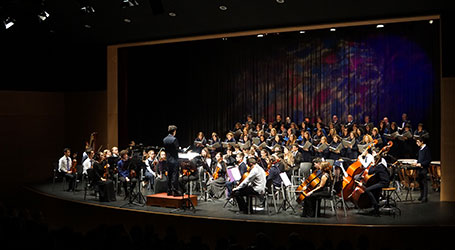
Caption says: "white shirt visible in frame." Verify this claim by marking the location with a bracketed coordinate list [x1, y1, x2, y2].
[82, 158, 92, 175]
[58, 155, 71, 173]
[145, 157, 156, 176]
[236, 164, 266, 195]
[359, 154, 374, 168]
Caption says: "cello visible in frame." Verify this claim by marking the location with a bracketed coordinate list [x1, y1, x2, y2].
[349, 141, 393, 208]
[295, 171, 322, 204]
[340, 140, 378, 200]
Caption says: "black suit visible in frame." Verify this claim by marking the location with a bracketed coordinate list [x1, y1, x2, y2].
[417, 145, 431, 200]
[163, 133, 180, 194]
[364, 162, 389, 209]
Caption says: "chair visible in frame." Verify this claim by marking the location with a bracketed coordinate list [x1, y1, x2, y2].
[83, 169, 98, 200]
[51, 162, 66, 191]
[381, 187, 401, 216]
[246, 193, 269, 215]
[315, 176, 347, 218]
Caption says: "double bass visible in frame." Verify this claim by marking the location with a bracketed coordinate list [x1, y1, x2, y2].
[350, 141, 393, 208]
[340, 140, 378, 200]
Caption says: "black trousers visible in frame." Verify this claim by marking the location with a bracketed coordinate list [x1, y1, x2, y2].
[65, 172, 76, 191]
[118, 176, 137, 196]
[232, 186, 259, 213]
[417, 167, 428, 200]
[167, 163, 179, 193]
[179, 174, 198, 193]
[302, 190, 330, 217]
[365, 182, 388, 208]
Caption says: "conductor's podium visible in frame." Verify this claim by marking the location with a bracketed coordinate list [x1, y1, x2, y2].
[146, 193, 198, 208]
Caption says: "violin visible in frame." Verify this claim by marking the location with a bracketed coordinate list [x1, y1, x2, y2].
[239, 166, 251, 183]
[70, 159, 78, 174]
[212, 165, 221, 180]
[103, 164, 109, 179]
[130, 169, 137, 178]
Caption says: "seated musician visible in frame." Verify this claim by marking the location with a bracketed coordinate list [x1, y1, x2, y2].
[117, 150, 137, 198]
[178, 159, 198, 194]
[207, 152, 227, 199]
[266, 155, 283, 191]
[357, 155, 390, 216]
[193, 132, 207, 154]
[82, 149, 94, 175]
[301, 161, 332, 217]
[154, 150, 169, 194]
[232, 157, 267, 214]
[93, 152, 116, 202]
[58, 148, 76, 192]
[226, 152, 247, 198]
[143, 149, 157, 189]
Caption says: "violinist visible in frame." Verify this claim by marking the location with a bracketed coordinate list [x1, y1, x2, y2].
[117, 150, 137, 198]
[301, 161, 332, 217]
[258, 149, 270, 171]
[357, 155, 390, 216]
[266, 155, 282, 190]
[207, 152, 227, 199]
[58, 148, 76, 192]
[143, 149, 157, 190]
[226, 152, 247, 199]
[232, 157, 266, 214]
[82, 149, 94, 175]
[154, 150, 169, 194]
[93, 152, 116, 202]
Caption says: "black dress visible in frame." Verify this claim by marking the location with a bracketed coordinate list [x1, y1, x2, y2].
[302, 172, 332, 217]
[93, 161, 116, 202]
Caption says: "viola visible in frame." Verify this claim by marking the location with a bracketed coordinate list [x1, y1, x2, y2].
[340, 139, 378, 200]
[295, 171, 322, 204]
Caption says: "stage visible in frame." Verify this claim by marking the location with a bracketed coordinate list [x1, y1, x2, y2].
[15, 182, 453, 250]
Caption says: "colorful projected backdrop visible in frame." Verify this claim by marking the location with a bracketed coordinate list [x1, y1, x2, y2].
[122, 21, 439, 149]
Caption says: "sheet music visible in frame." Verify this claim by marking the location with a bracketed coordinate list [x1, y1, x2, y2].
[299, 141, 312, 150]
[227, 166, 241, 181]
[280, 172, 292, 187]
[342, 138, 355, 148]
[329, 143, 343, 152]
[313, 143, 328, 151]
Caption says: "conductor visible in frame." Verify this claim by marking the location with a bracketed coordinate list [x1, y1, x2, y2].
[163, 125, 182, 196]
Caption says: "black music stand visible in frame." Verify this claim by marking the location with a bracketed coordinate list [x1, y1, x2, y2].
[179, 160, 196, 212]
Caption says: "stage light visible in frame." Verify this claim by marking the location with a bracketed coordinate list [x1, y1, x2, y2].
[222, 37, 228, 41]
[81, 5, 95, 14]
[38, 10, 50, 22]
[376, 24, 384, 28]
[330, 28, 336, 32]
[276, 0, 285, 3]
[257, 34, 264, 37]
[3, 17, 15, 30]
[429, 20, 434, 24]
[168, 12, 177, 17]
[299, 30, 305, 34]
[123, 18, 132, 23]
[122, 0, 139, 8]
[219, 5, 228, 11]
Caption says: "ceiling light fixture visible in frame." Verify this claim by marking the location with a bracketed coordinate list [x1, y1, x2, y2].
[3, 17, 15, 30]
[330, 28, 336, 32]
[376, 24, 384, 28]
[168, 12, 177, 17]
[429, 20, 434, 24]
[122, 0, 139, 8]
[38, 10, 50, 22]
[257, 34, 264, 38]
[219, 5, 228, 11]
[276, 0, 285, 3]
[299, 30, 305, 34]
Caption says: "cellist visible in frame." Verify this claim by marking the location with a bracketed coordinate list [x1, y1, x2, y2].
[301, 161, 332, 217]
[356, 154, 390, 216]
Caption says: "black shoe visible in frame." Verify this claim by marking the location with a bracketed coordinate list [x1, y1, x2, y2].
[418, 196, 423, 201]
[420, 198, 428, 203]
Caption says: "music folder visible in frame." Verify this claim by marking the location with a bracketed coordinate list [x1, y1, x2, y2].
[329, 143, 343, 153]
[298, 141, 312, 150]
[342, 138, 355, 148]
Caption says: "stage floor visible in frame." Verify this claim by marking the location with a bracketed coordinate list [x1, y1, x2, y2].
[30, 182, 455, 227]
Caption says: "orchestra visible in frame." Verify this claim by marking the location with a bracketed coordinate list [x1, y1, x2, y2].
[58, 113, 432, 217]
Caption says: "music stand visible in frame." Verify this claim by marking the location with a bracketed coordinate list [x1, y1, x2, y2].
[179, 160, 196, 212]
[278, 173, 295, 213]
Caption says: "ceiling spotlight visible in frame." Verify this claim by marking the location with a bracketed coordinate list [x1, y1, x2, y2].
[81, 5, 95, 14]
[84, 24, 92, 29]
[219, 5, 228, 11]
[299, 30, 305, 34]
[122, 0, 139, 8]
[257, 34, 264, 38]
[168, 12, 177, 17]
[222, 37, 228, 41]
[276, 0, 285, 3]
[123, 18, 132, 23]
[3, 17, 15, 30]
[429, 20, 434, 24]
[330, 28, 336, 32]
[376, 24, 384, 28]
[38, 10, 50, 22]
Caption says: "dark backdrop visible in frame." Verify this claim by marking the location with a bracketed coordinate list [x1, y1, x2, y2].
[118, 20, 440, 157]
